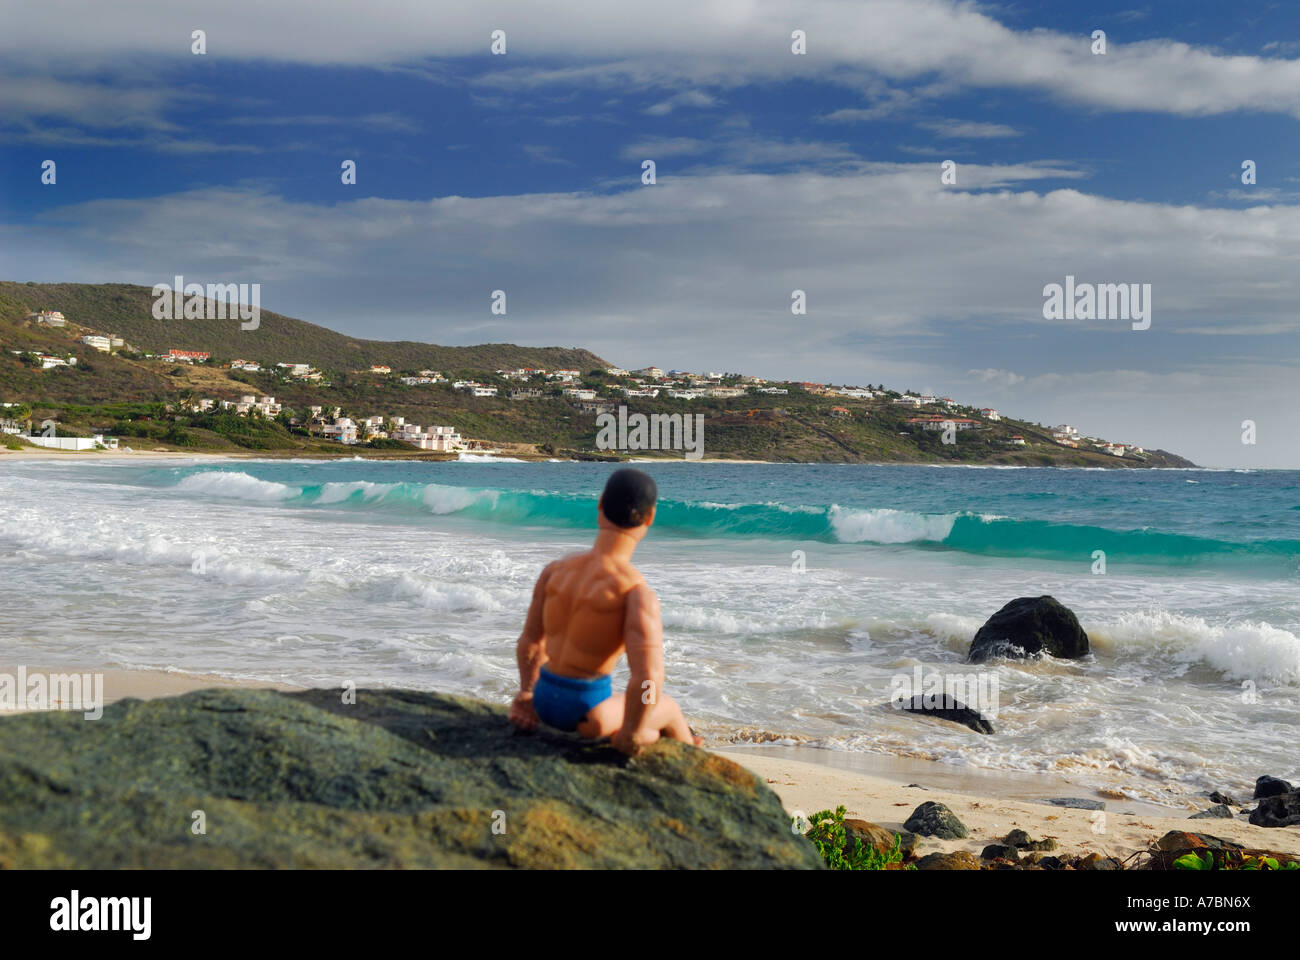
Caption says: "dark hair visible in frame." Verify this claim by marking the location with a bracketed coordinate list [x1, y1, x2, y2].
[600, 468, 658, 528]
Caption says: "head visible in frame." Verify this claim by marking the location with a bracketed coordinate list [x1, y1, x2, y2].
[598, 468, 657, 534]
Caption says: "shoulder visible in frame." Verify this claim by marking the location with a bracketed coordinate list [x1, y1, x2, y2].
[625, 580, 659, 612]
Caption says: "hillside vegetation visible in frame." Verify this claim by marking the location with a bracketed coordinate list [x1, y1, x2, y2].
[0, 281, 1196, 466]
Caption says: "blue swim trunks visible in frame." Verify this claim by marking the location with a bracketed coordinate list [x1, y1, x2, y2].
[532, 668, 613, 732]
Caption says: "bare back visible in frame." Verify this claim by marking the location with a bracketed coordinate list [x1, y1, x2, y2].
[539, 550, 645, 678]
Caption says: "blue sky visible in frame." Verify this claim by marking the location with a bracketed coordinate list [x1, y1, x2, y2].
[2, 0, 1300, 466]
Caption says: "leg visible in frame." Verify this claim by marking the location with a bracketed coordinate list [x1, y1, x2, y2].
[577, 690, 702, 746]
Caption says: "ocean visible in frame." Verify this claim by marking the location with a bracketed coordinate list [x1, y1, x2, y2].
[2, 456, 1297, 808]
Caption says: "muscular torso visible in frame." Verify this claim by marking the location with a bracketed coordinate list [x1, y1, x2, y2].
[541, 550, 645, 678]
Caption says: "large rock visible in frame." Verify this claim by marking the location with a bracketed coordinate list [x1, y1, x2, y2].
[968, 596, 1090, 663]
[1249, 791, 1300, 828]
[1254, 775, 1294, 799]
[0, 688, 822, 869]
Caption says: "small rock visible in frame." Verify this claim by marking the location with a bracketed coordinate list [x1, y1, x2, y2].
[1189, 804, 1233, 820]
[843, 819, 918, 857]
[981, 843, 1020, 862]
[1004, 828, 1057, 851]
[1209, 791, 1238, 806]
[892, 693, 995, 734]
[1254, 776, 1294, 799]
[1039, 797, 1106, 811]
[903, 801, 970, 840]
[914, 851, 981, 870]
[1076, 852, 1122, 870]
[1038, 855, 1064, 870]
[1149, 831, 1245, 868]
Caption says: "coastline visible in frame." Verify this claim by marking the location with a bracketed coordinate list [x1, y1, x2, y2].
[0, 446, 1211, 468]
[4, 665, 1293, 861]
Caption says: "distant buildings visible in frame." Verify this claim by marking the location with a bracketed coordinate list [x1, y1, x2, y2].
[393, 422, 462, 451]
[229, 359, 262, 372]
[30, 310, 67, 327]
[980, 408, 1001, 421]
[80, 335, 112, 352]
[562, 387, 597, 401]
[368, 365, 392, 374]
[168, 349, 210, 363]
[907, 416, 980, 431]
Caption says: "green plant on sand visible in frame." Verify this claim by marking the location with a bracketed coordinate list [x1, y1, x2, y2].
[799, 804, 913, 870]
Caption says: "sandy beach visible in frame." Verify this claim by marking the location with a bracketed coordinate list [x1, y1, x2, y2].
[722, 746, 1300, 860]
[4, 665, 1294, 862]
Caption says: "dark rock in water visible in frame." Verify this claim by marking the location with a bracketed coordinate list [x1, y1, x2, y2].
[1189, 804, 1234, 820]
[0, 688, 822, 869]
[914, 850, 981, 870]
[1254, 775, 1294, 799]
[892, 693, 994, 734]
[843, 819, 918, 858]
[968, 595, 1090, 663]
[1209, 791, 1238, 806]
[903, 800, 969, 839]
[1249, 790, 1300, 828]
[981, 843, 1020, 862]
[1005, 828, 1058, 851]
[906, 783, 929, 790]
[1039, 797, 1106, 811]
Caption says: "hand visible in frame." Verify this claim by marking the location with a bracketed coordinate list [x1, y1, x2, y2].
[508, 691, 538, 731]
[612, 725, 660, 757]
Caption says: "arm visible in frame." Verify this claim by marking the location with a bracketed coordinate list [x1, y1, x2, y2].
[617, 582, 664, 741]
[508, 563, 553, 729]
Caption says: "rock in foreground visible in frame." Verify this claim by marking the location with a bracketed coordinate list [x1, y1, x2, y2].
[968, 595, 1090, 663]
[0, 688, 822, 869]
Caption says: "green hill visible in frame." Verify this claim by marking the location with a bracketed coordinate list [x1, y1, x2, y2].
[0, 280, 1196, 466]
[0, 281, 606, 373]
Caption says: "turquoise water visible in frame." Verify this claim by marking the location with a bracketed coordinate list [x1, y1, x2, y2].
[1, 457, 1297, 807]
[140, 459, 1300, 570]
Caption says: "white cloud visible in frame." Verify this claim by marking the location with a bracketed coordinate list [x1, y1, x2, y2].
[920, 119, 1021, 139]
[5, 0, 1300, 130]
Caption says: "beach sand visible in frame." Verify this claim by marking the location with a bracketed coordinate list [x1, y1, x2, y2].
[722, 745, 1300, 859]
[3, 666, 1294, 861]
[0, 666, 301, 715]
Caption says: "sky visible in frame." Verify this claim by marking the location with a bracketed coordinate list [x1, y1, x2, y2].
[1, 0, 1299, 467]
